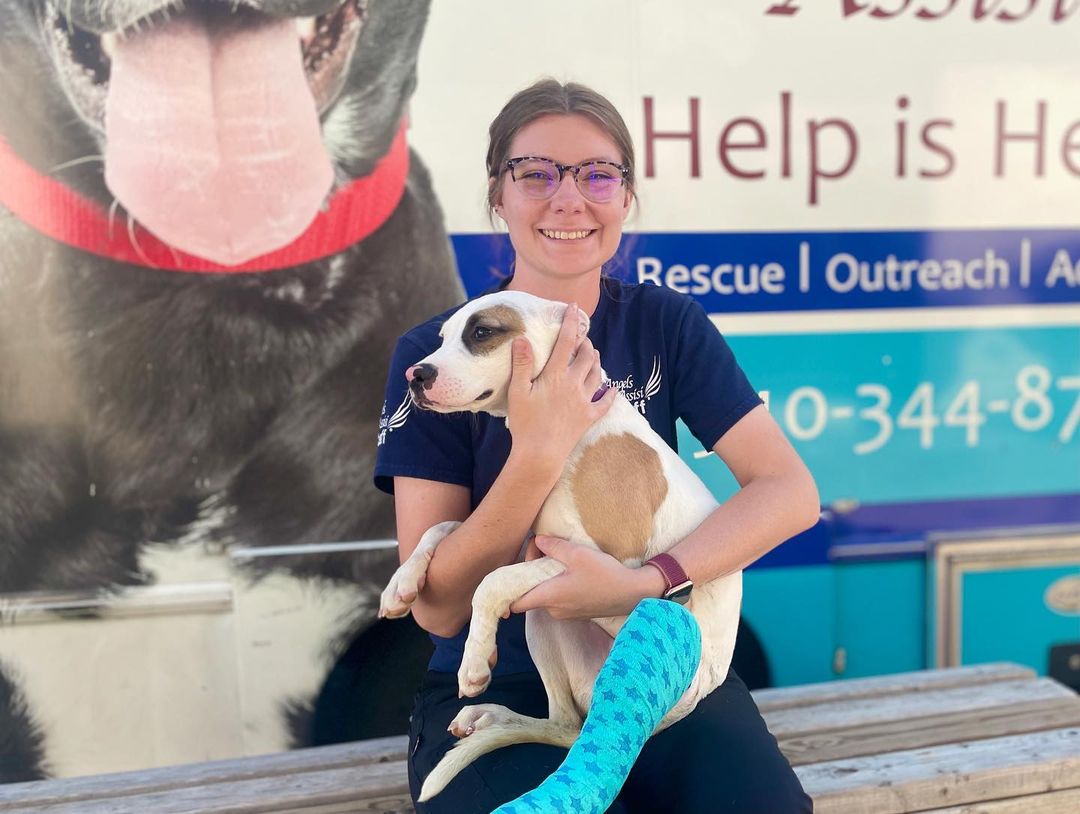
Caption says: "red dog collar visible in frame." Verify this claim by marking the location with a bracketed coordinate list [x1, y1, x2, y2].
[0, 121, 409, 273]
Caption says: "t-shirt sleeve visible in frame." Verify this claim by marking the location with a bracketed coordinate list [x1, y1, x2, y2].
[671, 298, 763, 451]
[373, 334, 474, 495]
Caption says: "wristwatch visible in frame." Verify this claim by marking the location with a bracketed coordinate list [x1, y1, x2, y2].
[644, 553, 693, 605]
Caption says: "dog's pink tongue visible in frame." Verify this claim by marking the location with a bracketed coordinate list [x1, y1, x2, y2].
[104, 13, 333, 266]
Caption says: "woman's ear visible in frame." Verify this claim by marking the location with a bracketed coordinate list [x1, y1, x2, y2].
[489, 177, 504, 219]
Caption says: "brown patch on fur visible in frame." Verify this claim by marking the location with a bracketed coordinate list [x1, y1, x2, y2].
[571, 433, 667, 561]
[462, 306, 525, 355]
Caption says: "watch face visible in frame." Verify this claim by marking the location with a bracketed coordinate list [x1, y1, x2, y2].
[665, 581, 693, 605]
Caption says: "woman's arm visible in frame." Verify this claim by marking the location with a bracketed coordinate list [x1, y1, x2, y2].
[393, 304, 616, 638]
[666, 403, 820, 582]
[511, 404, 820, 619]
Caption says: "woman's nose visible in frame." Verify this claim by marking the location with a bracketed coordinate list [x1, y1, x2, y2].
[549, 173, 586, 211]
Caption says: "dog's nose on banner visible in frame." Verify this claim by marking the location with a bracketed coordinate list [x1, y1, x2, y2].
[407, 363, 439, 389]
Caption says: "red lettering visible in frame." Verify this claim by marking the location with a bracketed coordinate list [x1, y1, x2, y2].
[1062, 121, 1080, 175]
[870, 1, 914, 18]
[974, 0, 1010, 18]
[842, 0, 872, 15]
[1054, 0, 1080, 21]
[643, 97, 701, 179]
[995, 100, 1046, 177]
[916, 0, 961, 19]
[919, 120, 956, 178]
[895, 96, 910, 177]
[765, 1, 802, 15]
[718, 119, 767, 179]
[995, 0, 1038, 21]
[781, 91, 793, 178]
[807, 118, 858, 205]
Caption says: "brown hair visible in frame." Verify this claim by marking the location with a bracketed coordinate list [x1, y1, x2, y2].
[485, 79, 636, 224]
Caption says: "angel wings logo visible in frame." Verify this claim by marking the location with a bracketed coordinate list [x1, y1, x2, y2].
[608, 356, 662, 416]
[378, 393, 411, 446]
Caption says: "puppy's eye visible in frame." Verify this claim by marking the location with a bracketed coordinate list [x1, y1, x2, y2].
[471, 326, 495, 341]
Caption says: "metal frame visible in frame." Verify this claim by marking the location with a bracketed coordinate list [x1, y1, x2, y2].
[930, 530, 1080, 668]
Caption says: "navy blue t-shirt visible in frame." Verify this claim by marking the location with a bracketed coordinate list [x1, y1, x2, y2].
[374, 277, 761, 675]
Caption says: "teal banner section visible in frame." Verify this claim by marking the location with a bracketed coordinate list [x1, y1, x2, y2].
[680, 325, 1080, 506]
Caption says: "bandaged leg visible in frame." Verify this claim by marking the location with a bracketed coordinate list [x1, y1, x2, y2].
[493, 598, 702, 814]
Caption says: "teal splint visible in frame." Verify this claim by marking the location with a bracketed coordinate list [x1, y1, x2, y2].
[493, 598, 702, 814]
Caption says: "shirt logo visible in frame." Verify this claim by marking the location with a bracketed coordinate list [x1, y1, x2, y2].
[607, 356, 662, 416]
[378, 393, 411, 446]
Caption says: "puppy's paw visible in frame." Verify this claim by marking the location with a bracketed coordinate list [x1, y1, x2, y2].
[457, 647, 493, 698]
[447, 703, 504, 737]
[378, 560, 427, 619]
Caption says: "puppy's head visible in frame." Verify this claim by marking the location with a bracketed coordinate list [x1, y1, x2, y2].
[406, 291, 590, 418]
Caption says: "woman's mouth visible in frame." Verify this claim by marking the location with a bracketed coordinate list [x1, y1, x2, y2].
[540, 229, 596, 241]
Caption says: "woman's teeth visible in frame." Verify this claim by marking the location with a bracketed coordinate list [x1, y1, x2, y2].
[541, 229, 593, 240]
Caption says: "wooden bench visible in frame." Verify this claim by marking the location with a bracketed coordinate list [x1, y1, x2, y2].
[1, 662, 1077, 813]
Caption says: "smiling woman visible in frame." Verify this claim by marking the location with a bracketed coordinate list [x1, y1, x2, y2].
[375, 79, 817, 813]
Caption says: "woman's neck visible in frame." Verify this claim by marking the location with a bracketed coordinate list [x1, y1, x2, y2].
[506, 269, 603, 316]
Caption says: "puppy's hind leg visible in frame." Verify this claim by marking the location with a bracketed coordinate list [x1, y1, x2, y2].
[418, 704, 579, 802]
[378, 520, 461, 619]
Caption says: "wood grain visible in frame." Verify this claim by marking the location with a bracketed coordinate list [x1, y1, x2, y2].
[798, 727, 1080, 814]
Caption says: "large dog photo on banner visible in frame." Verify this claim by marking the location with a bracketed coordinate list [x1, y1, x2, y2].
[0, 0, 461, 781]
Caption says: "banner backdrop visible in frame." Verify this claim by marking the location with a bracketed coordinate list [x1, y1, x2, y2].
[410, 0, 1080, 514]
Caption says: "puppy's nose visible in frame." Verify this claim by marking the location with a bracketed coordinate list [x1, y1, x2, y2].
[406, 363, 438, 390]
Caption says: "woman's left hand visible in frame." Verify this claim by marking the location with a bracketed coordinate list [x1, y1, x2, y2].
[509, 535, 664, 619]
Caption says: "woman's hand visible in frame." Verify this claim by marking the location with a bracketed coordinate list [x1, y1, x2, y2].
[509, 535, 666, 619]
[506, 304, 616, 471]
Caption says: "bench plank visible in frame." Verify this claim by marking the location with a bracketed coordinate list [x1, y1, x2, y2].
[0, 739, 409, 810]
[778, 696, 1080, 766]
[0, 762, 410, 814]
[797, 727, 1080, 814]
[754, 663, 1035, 713]
[763, 677, 1075, 737]
[919, 787, 1080, 812]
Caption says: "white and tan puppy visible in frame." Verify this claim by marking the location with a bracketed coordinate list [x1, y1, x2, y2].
[380, 290, 742, 801]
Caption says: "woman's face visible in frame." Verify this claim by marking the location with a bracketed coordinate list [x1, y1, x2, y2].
[494, 114, 632, 286]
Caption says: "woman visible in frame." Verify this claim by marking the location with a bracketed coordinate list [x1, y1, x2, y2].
[375, 79, 819, 813]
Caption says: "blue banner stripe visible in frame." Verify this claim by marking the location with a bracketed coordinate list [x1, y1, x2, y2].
[451, 228, 1080, 312]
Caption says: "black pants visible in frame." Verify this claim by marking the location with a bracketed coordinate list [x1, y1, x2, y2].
[407, 669, 813, 813]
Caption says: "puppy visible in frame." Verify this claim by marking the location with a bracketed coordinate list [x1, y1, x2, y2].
[380, 290, 742, 801]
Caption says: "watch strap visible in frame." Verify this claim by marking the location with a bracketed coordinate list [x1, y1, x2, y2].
[645, 553, 692, 600]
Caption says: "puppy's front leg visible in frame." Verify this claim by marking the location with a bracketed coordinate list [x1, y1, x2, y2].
[459, 558, 566, 697]
[379, 520, 462, 619]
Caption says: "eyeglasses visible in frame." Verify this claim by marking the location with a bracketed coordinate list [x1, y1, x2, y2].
[504, 156, 629, 203]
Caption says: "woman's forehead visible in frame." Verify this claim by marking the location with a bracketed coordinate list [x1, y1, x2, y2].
[508, 113, 623, 164]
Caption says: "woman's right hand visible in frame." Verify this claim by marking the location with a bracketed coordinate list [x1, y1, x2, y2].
[506, 303, 616, 470]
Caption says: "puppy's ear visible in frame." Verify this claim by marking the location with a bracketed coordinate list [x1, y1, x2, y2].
[576, 308, 591, 337]
[545, 303, 591, 337]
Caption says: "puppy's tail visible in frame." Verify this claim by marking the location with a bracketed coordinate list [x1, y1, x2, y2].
[417, 718, 578, 802]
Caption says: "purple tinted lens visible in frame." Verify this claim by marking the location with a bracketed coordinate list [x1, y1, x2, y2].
[579, 163, 622, 201]
[514, 159, 559, 198]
